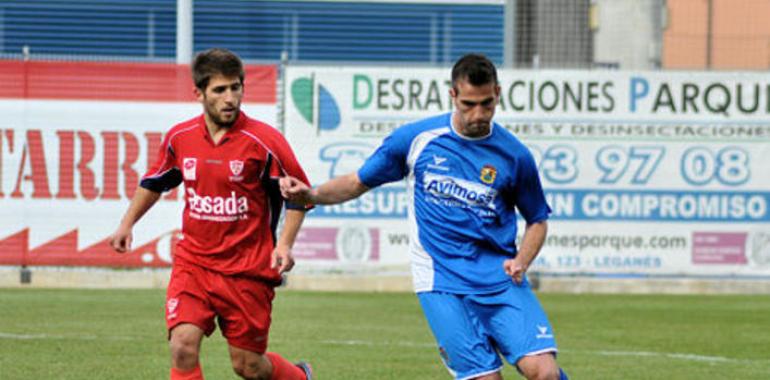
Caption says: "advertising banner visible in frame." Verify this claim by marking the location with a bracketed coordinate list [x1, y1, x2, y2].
[0, 100, 277, 268]
[284, 66, 770, 277]
[0, 61, 278, 268]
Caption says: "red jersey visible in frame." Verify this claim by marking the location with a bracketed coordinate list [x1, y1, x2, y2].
[142, 112, 310, 282]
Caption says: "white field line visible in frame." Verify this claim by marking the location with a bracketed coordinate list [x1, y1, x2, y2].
[319, 339, 767, 366]
[0, 332, 138, 341]
[1, 333, 767, 367]
[322, 339, 434, 348]
[582, 350, 736, 364]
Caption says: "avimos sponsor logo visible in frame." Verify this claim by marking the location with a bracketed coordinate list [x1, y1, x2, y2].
[423, 172, 497, 208]
[291, 76, 341, 132]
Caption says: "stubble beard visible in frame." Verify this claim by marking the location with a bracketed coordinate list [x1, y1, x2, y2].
[462, 122, 491, 138]
[208, 105, 239, 128]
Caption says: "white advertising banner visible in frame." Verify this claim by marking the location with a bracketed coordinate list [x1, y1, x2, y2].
[0, 100, 275, 267]
[284, 66, 770, 277]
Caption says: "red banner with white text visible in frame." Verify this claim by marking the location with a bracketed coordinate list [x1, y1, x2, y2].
[0, 59, 278, 267]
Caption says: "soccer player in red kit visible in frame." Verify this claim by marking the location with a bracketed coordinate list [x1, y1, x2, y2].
[109, 48, 313, 380]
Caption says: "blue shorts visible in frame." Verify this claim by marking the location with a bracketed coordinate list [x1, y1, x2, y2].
[417, 281, 558, 380]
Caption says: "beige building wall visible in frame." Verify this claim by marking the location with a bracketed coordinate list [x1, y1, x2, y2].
[664, 0, 770, 69]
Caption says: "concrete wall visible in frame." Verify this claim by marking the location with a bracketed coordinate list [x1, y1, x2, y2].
[535, 0, 593, 68]
[592, 0, 663, 69]
[3, 267, 770, 295]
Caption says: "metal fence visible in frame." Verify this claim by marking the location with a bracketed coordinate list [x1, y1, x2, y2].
[0, 0, 768, 69]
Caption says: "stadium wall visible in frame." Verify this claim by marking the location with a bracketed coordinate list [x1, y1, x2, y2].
[5, 267, 770, 295]
[2, 59, 770, 294]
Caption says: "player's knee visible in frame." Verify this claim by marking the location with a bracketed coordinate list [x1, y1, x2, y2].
[519, 355, 561, 380]
[169, 342, 198, 366]
[231, 356, 271, 380]
[169, 335, 200, 368]
[523, 363, 560, 380]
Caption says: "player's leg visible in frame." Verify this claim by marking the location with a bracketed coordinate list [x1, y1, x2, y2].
[227, 347, 311, 380]
[166, 263, 217, 380]
[473, 281, 567, 380]
[214, 275, 310, 380]
[169, 323, 205, 378]
[517, 353, 563, 380]
[228, 346, 271, 379]
[417, 291, 504, 380]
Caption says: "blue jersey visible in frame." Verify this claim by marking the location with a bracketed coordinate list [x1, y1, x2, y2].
[358, 113, 550, 294]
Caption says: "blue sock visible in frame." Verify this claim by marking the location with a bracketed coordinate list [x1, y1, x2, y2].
[559, 368, 569, 380]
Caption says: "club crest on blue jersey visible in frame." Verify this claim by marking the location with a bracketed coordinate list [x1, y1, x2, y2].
[480, 165, 496, 184]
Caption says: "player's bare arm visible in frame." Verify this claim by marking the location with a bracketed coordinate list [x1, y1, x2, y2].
[272, 209, 306, 274]
[109, 187, 162, 253]
[504, 220, 547, 283]
[280, 172, 369, 205]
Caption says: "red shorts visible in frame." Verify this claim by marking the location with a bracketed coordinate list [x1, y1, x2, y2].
[165, 260, 275, 353]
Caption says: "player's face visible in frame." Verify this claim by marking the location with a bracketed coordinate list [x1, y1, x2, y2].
[450, 79, 500, 138]
[198, 74, 243, 127]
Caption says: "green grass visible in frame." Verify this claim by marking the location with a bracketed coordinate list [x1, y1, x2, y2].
[1, 289, 769, 379]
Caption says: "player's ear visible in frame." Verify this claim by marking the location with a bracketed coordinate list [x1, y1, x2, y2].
[193, 86, 203, 101]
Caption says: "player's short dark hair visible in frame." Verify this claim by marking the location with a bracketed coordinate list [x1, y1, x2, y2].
[451, 53, 498, 93]
[192, 48, 245, 90]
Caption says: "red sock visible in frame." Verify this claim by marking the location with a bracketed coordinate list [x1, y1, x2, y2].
[170, 363, 203, 380]
[266, 352, 306, 380]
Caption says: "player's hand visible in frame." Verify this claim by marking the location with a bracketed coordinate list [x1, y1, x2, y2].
[109, 226, 133, 253]
[503, 257, 527, 284]
[279, 176, 312, 204]
[271, 244, 296, 274]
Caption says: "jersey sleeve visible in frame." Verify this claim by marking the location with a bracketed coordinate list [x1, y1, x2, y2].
[140, 132, 182, 193]
[512, 151, 551, 224]
[357, 129, 412, 188]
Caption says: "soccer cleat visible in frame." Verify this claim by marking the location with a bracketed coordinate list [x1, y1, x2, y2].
[295, 361, 313, 380]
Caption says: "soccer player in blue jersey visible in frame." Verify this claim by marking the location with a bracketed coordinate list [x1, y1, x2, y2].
[280, 53, 567, 380]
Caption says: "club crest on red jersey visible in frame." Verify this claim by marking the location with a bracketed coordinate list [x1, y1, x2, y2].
[230, 160, 244, 176]
[183, 158, 197, 181]
[480, 164, 497, 184]
[229, 160, 244, 182]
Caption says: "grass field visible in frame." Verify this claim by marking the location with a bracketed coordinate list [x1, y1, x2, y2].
[1, 288, 769, 379]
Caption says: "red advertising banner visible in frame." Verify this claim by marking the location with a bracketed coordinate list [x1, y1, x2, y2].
[0, 59, 276, 103]
[0, 59, 278, 268]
